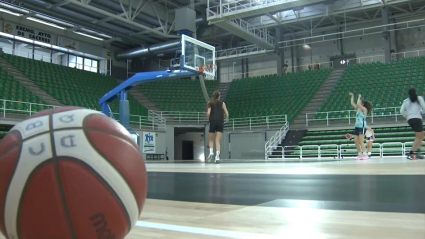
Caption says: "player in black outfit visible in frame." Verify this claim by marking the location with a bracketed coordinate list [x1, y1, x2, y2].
[206, 91, 229, 164]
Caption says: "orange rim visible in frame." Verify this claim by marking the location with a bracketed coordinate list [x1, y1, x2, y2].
[199, 64, 217, 73]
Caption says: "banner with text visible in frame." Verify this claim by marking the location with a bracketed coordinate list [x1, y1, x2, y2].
[57, 35, 79, 51]
[3, 21, 56, 44]
[142, 132, 156, 153]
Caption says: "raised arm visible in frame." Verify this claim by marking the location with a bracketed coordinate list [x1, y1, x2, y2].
[349, 93, 357, 110]
[356, 94, 368, 114]
[222, 102, 229, 119]
[418, 96, 425, 113]
[400, 100, 407, 118]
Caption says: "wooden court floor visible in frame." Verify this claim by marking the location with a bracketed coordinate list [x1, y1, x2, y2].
[1, 157, 424, 239]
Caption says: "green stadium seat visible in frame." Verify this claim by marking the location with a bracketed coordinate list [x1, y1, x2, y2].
[0, 54, 148, 116]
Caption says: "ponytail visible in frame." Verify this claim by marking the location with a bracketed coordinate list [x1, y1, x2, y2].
[207, 91, 220, 108]
[408, 88, 418, 103]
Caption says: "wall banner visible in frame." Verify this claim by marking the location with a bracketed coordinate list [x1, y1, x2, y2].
[142, 132, 156, 153]
[3, 21, 55, 44]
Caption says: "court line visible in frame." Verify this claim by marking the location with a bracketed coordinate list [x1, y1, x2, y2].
[135, 221, 279, 239]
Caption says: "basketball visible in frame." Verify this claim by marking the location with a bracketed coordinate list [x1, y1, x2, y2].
[0, 107, 147, 239]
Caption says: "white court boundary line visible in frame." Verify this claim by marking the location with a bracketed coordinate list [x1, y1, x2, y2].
[135, 221, 280, 239]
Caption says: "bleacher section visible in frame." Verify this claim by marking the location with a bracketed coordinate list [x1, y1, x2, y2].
[292, 126, 422, 157]
[0, 54, 148, 116]
[226, 69, 332, 121]
[136, 79, 217, 112]
[317, 57, 425, 119]
[0, 66, 48, 113]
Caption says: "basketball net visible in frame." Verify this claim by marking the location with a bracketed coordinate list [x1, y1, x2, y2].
[199, 64, 218, 80]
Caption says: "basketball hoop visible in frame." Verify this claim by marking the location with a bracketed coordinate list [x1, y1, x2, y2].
[199, 64, 217, 74]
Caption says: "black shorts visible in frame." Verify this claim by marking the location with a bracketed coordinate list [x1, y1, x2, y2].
[353, 127, 366, 136]
[209, 120, 224, 133]
[408, 118, 424, 132]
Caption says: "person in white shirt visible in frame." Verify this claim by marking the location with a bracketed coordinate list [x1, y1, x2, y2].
[400, 88, 425, 160]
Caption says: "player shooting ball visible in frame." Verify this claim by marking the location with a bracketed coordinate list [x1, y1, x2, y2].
[346, 126, 375, 158]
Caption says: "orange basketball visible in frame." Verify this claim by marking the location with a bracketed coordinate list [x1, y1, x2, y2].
[0, 107, 147, 239]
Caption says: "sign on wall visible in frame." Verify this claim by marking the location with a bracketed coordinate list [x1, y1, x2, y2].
[3, 21, 55, 44]
[57, 35, 79, 50]
[142, 132, 156, 153]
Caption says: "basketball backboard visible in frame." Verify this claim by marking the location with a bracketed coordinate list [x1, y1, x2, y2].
[181, 35, 216, 79]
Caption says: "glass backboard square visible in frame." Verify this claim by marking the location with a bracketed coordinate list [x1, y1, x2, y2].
[181, 35, 216, 79]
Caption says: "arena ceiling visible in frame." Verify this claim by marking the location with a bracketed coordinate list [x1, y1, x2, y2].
[0, 0, 423, 51]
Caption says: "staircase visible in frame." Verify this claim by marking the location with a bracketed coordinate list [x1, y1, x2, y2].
[129, 90, 161, 111]
[217, 82, 231, 101]
[114, 79, 160, 111]
[0, 57, 64, 106]
[290, 69, 345, 129]
[270, 129, 307, 159]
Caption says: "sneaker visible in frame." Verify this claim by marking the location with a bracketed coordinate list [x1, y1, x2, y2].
[407, 154, 418, 160]
[206, 154, 214, 163]
[355, 155, 363, 160]
[361, 154, 368, 160]
[214, 156, 220, 164]
[368, 154, 372, 159]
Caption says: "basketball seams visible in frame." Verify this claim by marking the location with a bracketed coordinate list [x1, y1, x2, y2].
[56, 156, 131, 233]
[15, 159, 55, 237]
[82, 114, 140, 152]
[48, 108, 78, 239]
[2, 108, 145, 238]
[82, 115, 139, 217]
[0, 131, 22, 238]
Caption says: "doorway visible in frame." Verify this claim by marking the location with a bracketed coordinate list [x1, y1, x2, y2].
[182, 140, 194, 160]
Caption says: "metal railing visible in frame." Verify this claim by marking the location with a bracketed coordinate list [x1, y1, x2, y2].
[207, 0, 293, 20]
[219, 47, 425, 81]
[0, 99, 164, 130]
[224, 61, 333, 81]
[149, 110, 287, 130]
[306, 107, 402, 126]
[265, 121, 289, 159]
[267, 142, 407, 160]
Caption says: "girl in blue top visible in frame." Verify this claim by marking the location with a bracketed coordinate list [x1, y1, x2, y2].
[349, 93, 372, 160]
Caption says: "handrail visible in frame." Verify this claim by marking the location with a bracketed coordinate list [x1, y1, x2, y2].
[0, 99, 165, 130]
[268, 142, 406, 160]
[149, 110, 288, 130]
[265, 121, 289, 160]
[219, 48, 425, 81]
[306, 106, 402, 126]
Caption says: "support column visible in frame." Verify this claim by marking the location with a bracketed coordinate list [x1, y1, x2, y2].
[276, 26, 285, 76]
[290, 36, 296, 72]
[382, 7, 391, 63]
[339, 27, 344, 55]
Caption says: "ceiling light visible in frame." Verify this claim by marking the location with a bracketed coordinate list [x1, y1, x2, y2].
[15, 36, 33, 43]
[0, 3, 29, 13]
[97, 33, 112, 38]
[34, 14, 75, 27]
[34, 40, 51, 47]
[74, 32, 104, 41]
[0, 8, 22, 16]
[0, 32, 14, 38]
[27, 17, 66, 30]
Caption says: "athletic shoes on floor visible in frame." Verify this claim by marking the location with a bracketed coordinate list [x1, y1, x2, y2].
[355, 155, 368, 160]
[215, 156, 220, 164]
[206, 154, 214, 163]
[407, 154, 418, 160]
